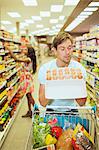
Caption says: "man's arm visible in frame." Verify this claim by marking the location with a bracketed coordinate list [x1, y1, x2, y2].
[76, 98, 86, 106]
[39, 84, 49, 107]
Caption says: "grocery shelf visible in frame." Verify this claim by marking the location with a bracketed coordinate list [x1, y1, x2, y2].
[0, 61, 5, 64]
[0, 96, 7, 105]
[5, 65, 16, 72]
[8, 85, 20, 103]
[1, 37, 21, 44]
[73, 55, 97, 64]
[0, 52, 5, 56]
[12, 50, 21, 53]
[6, 70, 17, 80]
[86, 83, 95, 94]
[0, 30, 25, 149]
[0, 81, 7, 90]
[0, 37, 4, 40]
[0, 94, 25, 148]
[0, 46, 4, 49]
[86, 69, 99, 80]
[87, 91, 97, 102]
[86, 80, 95, 89]
[3, 38, 13, 42]
[6, 67, 22, 80]
[5, 59, 14, 64]
[0, 69, 6, 74]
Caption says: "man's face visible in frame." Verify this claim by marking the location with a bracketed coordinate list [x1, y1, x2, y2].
[55, 39, 73, 65]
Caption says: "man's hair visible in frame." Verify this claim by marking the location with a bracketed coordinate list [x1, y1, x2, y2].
[52, 31, 73, 49]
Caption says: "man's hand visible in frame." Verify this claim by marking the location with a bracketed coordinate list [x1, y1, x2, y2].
[76, 98, 86, 106]
[39, 84, 49, 107]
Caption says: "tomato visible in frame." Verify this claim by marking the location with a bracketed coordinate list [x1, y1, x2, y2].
[51, 126, 62, 138]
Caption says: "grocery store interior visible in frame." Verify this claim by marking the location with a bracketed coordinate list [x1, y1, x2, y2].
[0, 0, 99, 150]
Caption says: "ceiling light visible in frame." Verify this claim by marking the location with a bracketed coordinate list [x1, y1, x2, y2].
[40, 11, 50, 17]
[56, 24, 63, 28]
[76, 18, 85, 21]
[22, 0, 37, 6]
[50, 19, 58, 24]
[51, 5, 63, 12]
[43, 28, 50, 31]
[20, 22, 29, 28]
[64, 0, 80, 6]
[1, 21, 12, 24]
[25, 19, 34, 24]
[80, 11, 93, 16]
[36, 25, 44, 28]
[54, 28, 60, 32]
[65, 18, 84, 31]
[8, 12, 21, 18]
[9, 27, 16, 33]
[89, 2, 99, 7]
[84, 7, 98, 12]
[77, 15, 89, 19]
[8, 27, 16, 34]
[32, 16, 42, 21]
[52, 26, 56, 29]
[59, 16, 65, 20]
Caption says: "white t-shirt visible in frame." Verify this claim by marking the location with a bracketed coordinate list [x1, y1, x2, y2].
[38, 59, 86, 109]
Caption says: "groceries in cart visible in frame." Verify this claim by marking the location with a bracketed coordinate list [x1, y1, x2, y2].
[32, 112, 95, 150]
[72, 124, 95, 150]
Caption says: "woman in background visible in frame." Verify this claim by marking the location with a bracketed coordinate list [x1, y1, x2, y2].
[8, 45, 37, 118]
[21, 46, 37, 118]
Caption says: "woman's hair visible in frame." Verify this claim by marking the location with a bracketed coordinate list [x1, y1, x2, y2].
[52, 31, 73, 49]
[27, 46, 37, 74]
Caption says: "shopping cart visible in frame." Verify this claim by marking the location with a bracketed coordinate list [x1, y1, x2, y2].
[31, 106, 97, 150]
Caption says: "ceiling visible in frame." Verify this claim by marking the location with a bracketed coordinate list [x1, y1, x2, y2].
[0, 0, 77, 35]
[61, 0, 99, 34]
[0, 0, 99, 36]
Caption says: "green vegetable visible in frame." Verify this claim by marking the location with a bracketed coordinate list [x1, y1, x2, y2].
[33, 114, 51, 148]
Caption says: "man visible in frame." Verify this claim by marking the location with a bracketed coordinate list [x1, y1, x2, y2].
[38, 32, 86, 109]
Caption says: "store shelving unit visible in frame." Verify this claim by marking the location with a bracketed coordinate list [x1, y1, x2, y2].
[0, 30, 24, 148]
[73, 25, 99, 108]
[73, 25, 99, 149]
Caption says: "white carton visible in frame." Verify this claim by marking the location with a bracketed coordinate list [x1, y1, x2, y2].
[45, 79, 87, 99]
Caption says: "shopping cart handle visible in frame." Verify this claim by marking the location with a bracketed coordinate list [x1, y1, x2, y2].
[46, 106, 95, 110]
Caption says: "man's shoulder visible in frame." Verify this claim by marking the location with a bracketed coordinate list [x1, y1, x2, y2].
[71, 60, 83, 67]
[40, 59, 56, 68]
[71, 60, 86, 75]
